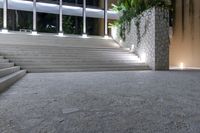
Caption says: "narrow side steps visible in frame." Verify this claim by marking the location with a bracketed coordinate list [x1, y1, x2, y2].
[0, 56, 26, 93]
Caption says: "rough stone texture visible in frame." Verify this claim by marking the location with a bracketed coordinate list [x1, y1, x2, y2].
[0, 71, 200, 133]
[112, 8, 170, 70]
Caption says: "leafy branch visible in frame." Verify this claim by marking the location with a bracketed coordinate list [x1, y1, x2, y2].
[112, 0, 173, 41]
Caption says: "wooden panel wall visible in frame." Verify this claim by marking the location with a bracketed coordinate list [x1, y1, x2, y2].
[170, 0, 200, 67]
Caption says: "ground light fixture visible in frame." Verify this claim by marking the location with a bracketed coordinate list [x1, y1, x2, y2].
[180, 62, 184, 70]
[104, 35, 111, 40]
[140, 53, 146, 63]
[57, 32, 64, 37]
[1, 29, 8, 34]
[130, 45, 135, 52]
[31, 31, 38, 36]
[82, 34, 88, 38]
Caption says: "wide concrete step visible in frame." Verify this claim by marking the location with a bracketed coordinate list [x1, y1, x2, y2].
[0, 70, 26, 92]
[12, 60, 141, 64]
[0, 66, 20, 78]
[4, 55, 138, 60]
[1, 52, 133, 56]
[27, 66, 150, 73]
[0, 48, 131, 53]
[0, 33, 120, 48]
[15, 62, 145, 66]
[0, 63, 15, 69]
[21, 64, 148, 70]
[1, 47, 129, 52]
[10, 58, 140, 64]
[0, 59, 9, 63]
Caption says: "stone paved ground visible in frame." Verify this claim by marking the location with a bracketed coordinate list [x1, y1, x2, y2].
[0, 71, 200, 133]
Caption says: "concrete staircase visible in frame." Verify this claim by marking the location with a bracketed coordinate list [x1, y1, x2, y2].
[0, 33, 150, 73]
[0, 56, 26, 92]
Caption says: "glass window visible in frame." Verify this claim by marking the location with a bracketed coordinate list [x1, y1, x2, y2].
[86, 17, 104, 36]
[37, 0, 59, 4]
[7, 10, 33, 31]
[0, 9, 3, 29]
[86, 0, 102, 9]
[63, 15, 82, 35]
[37, 13, 59, 33]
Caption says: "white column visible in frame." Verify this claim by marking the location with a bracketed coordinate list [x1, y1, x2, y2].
[32, 0, 37, 34]
[82, 0, 87, 37]
[104, 0, 108, 37]
[58, 0, 63, 36]
[2, 0, 8, 32]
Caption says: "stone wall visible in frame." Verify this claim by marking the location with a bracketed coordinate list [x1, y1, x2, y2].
[111, 8, 170, 70]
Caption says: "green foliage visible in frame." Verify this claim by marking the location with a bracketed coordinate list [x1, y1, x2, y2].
[63, 16, 76, 34]
[112, 0, 172, 41]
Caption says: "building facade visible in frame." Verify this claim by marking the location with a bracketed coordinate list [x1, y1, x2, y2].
[0, 0, 117, 35]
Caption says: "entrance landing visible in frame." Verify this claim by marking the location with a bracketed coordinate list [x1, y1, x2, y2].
[0, 71, 199, 132]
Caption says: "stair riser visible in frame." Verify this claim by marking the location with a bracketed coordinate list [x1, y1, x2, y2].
[0, 63, 14, 69]
[0, 48, 129, 52]
[0, 70, 26, 93]
[0, 51, 133, 55]
[14, 63, 145, 67]
[12, 61, 142, 65]
[28, 68, 150, 73]
[4, 56, 138, 60]
[0, 59, 9, 63]
[0, 67, 20, 78]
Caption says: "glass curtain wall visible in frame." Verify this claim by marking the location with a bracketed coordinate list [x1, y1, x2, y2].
[86, 0, 104, 36]
[0, 9, 3, 29]
[1, 0, 111, 35]
[107, 0, 116, 36]
[7, 0, 33, 31]
[63, 0, 82, 35]
[7, 10, 33, 31]
[62, 0, 103, 35]
[37, 0, 59, 33]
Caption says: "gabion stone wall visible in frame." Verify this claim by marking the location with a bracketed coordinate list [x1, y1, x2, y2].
[112, 8, 169, 70]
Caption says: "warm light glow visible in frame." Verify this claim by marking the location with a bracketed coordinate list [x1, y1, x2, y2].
[180, 62, 184, 70]
[111, 26, 117, 40]
[119, 39, 123, 44]
[104, 35, 111, 40]
[140, 53, 146, 63]
[130, 45, 135, 52]
[1, 29, 8, 34]
[31, 31, 38, 36]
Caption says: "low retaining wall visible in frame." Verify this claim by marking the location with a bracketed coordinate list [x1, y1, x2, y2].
[112, 8, 170, 70]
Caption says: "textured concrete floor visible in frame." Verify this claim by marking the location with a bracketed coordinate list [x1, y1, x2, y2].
[0, 71, 200, 133]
